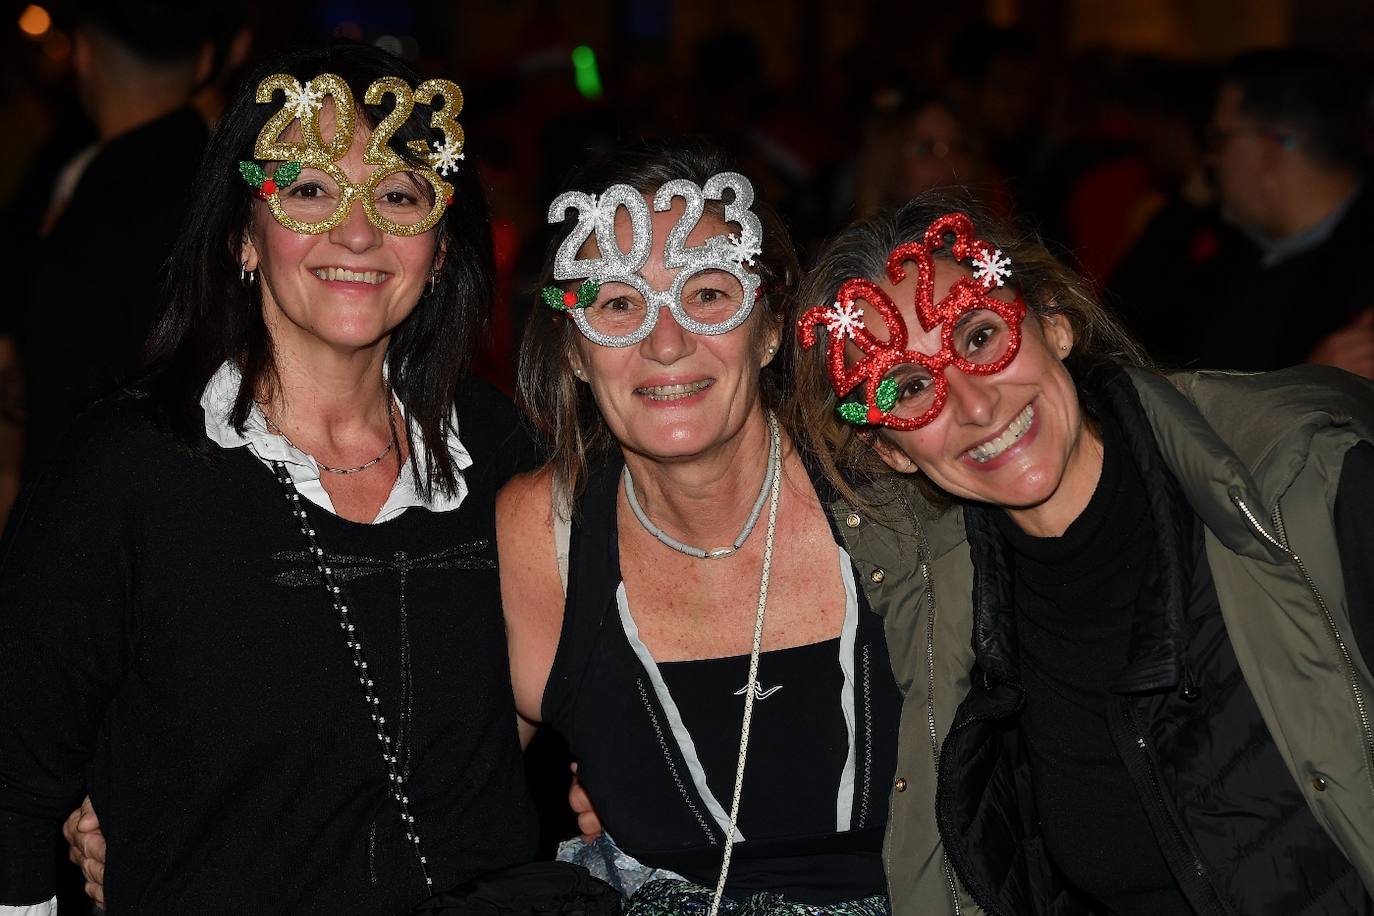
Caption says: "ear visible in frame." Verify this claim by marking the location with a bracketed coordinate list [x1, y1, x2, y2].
[432, 231, 447, 272]
[1040, 312, 1075, 360]
[871, 430, 920, 474]
[760, 333, 780, 368]
[239, 230, 259, 272]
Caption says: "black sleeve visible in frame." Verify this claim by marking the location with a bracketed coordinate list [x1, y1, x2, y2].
[0, 409, 137, 903]
[1335, 441, 1374, 668]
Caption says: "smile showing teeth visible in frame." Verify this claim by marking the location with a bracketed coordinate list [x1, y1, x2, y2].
[313, 267, 386, 284]
[967, 403, 1034, 463]
[635, 379, 713, 401]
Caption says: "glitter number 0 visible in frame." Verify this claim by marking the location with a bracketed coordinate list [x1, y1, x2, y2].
[549, 185, 651, 281]
[254, 74, 355, 164]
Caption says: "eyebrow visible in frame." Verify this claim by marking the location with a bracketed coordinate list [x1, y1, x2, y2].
[950, 310, 983, 333]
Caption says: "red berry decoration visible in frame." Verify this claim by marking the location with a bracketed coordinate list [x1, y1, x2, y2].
[866, 405, 883, 424]
[261, 179, 277, 195]
[446, 195, 454, 206]
[562, 291, 579, 308]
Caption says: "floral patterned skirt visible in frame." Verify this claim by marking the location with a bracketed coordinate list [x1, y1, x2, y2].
[624, 878, 890, 915]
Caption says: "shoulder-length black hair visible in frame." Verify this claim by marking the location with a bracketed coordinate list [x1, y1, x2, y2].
[136, 40, 493, 499]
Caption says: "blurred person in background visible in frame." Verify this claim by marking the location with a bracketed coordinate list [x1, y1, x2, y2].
[852, 92, 1009, 220]
[1, 0, 228, 506]
[1194, 47, 1374, 377]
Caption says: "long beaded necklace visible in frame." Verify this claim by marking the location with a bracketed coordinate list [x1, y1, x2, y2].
[706, 416, 783, 916]
[622, 414, 780, 560]
[269, 462, 434, 893]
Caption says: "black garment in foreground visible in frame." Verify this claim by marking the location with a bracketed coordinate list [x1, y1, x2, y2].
[0, 382, 538, 914]
[994, 408, 1191, 916]
[542, 456, 901, 904]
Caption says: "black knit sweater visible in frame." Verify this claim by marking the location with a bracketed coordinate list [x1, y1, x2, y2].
[0, 382, 539, 914]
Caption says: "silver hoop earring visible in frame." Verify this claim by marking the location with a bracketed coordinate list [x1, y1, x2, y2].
[240, 263, 257, 287]
[427, 271, 438, 296]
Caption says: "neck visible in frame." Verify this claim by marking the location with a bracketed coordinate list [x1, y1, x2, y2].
[260, 341, 394, 447]
[1271, 166, 1359, 239]
[89, 79, 192, 143]
[1003, 421, 1105, 538]
[621, 409, 776, 548]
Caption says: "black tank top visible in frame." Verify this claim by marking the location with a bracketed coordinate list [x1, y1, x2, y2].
[542, 457, 901, 904]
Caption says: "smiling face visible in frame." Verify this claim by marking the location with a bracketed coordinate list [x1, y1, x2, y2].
[569, 201, 776, 461]
[242, 105, 440, 361]
[864, 260, 1101, 532]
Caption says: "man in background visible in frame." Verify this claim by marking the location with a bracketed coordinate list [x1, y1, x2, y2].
[1197, 47, 1374, 377]
[0, 0, 226, 516]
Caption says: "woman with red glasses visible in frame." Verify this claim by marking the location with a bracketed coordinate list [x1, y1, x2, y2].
[792, 193, 1374, 916]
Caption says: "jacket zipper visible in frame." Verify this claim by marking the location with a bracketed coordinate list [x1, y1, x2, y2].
[916, 530, 963, 916]
[1231, 494, 1374, 798]
[1119, 705, 1226, 915]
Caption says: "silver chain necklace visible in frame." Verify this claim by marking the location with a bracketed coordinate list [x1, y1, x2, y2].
[622, 414, 780, 560]
[270, 462, 434, 893]
[262, 400, 399, 475]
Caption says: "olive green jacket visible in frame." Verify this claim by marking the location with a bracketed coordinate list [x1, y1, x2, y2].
[831, 366, 1374, 916]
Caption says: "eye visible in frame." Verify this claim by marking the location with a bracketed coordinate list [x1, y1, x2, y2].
[602, 296, 637, 313]
[290, 181, 326, 199]
[967, 323, 998, 351]
[382, 189, 419, 206]
[891, 372, 933, 400]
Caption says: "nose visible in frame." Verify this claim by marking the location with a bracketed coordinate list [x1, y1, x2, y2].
[638, 306, 695, 365]
[328, 193, 383, 253]
[943, 366, 997, 426]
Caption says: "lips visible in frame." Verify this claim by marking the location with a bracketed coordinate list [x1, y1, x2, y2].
[965, 403, 1034, 463]
[634, 379, 713, 401]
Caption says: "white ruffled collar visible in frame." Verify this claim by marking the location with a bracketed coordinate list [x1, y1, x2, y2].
[199, 361, 470, 523]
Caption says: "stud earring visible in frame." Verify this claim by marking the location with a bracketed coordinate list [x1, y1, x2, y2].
[572, 367, 584, 379]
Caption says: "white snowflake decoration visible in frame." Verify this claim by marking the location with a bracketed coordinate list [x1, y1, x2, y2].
[825, 301, 865, 339]
[719, 226, 763, 267]
[428, 138, 465, 176]
[284, 82, 324, 121]
[971, 247, 1012, 288]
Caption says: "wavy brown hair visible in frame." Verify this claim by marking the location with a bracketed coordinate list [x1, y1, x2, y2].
[788, 191, 1150, 513]
[518, 138, 800, 504]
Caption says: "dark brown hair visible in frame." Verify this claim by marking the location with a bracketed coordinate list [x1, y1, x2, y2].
[136, 41, 492, 500]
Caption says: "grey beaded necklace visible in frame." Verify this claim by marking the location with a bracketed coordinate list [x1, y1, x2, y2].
[270, 461, 433, 894]
[622, 414, 781, 560]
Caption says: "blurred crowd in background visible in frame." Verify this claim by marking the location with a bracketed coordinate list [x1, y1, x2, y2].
[2, 0, 1374, 530]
